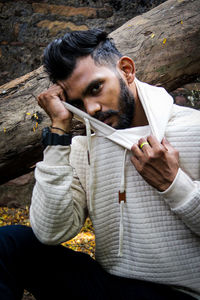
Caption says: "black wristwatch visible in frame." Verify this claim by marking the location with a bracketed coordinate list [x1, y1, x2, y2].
[42, 127, 72, 147]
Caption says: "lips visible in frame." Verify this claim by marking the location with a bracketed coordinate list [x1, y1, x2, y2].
[103, 116, 113, 126]
[96, 115, 114, 127]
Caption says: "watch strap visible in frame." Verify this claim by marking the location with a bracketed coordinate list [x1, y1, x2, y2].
[42, 127, 72, 147]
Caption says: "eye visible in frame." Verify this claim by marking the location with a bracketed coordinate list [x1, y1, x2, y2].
[91, 82, 102, 95]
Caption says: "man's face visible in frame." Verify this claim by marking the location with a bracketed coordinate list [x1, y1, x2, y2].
[58, 56, 135, 129]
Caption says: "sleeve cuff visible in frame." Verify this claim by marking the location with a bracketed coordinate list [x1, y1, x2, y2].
[43, 145, 71, 166]
[158, 168, 198, 209]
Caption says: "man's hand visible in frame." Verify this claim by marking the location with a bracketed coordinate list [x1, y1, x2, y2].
[37, 84, 72, 133]
[131, 136, 179, 192]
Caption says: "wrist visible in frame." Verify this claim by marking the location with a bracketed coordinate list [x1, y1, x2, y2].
[157, 169, 179, 192]
[52, 119, 71, 133]
[50, 126, 69, 135]
[158, 168, 197, 209]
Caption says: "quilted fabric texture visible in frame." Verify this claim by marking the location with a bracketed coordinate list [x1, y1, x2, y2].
[30, 81, 200, 297]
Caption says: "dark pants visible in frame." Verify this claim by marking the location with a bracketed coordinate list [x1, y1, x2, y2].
[0, 225, 195, 300]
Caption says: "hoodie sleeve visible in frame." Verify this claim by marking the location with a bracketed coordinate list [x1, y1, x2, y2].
[30, 143, 87, 245]
[159, 168, 200, 236]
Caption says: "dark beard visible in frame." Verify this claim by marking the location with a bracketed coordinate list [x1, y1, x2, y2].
[93, 78, 135, 129]
[115, 78, 135, 129]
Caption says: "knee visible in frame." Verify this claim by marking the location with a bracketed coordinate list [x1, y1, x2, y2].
[0, 225, 35, 257]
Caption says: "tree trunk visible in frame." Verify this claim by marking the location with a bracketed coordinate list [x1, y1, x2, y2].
[0, 0, 200, 184]
[110, 0, 200, 91]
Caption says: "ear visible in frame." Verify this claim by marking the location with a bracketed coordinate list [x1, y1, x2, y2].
[117, 56, 135, 84]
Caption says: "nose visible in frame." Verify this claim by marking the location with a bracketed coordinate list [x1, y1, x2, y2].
[84, 98, 101, 116]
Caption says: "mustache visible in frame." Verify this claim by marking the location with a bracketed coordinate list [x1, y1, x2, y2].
[93, 110, 119, 122]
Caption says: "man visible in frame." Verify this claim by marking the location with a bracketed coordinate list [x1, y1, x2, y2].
[0, 29, 200, 300]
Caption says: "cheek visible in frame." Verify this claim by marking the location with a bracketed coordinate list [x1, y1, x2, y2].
[104, 87, 120, 109]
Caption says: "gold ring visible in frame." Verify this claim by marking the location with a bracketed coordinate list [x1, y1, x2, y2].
[140, 141, 149, 149]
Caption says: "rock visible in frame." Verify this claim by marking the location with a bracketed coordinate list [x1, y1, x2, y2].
[170, 82, 200, 109]
[37, 20, 88, 36]
[174, 95, 187, 106]
[0, 0, 167, 85]
[0, 171, 35, 208]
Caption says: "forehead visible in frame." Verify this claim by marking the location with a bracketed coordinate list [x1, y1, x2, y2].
[59, 55, 117, 97]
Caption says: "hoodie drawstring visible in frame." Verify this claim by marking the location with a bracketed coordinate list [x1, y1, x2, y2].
[118, 149, 127, 257]
[84, 117, 127, 254]
[84, 118, 94, 212]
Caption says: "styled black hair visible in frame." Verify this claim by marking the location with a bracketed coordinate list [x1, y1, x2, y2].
[43, 29, 122, 82]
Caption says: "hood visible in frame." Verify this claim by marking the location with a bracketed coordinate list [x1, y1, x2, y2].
[63, 78, 174, 149]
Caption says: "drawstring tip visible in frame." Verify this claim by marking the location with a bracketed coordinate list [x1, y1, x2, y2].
[119, 191, 126, 203]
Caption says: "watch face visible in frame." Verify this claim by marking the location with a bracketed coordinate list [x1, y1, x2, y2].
[42, 127, 50, 137]
[42, 127, 51, 147]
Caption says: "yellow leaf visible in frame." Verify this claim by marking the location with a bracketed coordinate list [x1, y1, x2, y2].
[163, 38, 167, 44]
[3, 128, 6, 133]
[151, 33, 155, 39]
[181, 20, 183, 24]
[26, 112, 31, 115]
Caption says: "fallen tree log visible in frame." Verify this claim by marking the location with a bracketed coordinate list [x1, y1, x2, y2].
[111, 0, 200, 91]
[0, 0, 200, 184]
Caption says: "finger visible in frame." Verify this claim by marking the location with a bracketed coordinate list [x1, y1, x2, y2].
[130, 154, 141, 171]
[162, 138, 179, 160]
[147, 135, 166, 153]
[37, 94, 45, 109]
[138, 138, 154, 159]
[138, 137, 151, 152]
[131, 143, 143, 160]
[59, 88, 67, 102]
[146, 135, 159, 147]
[161, 137, 174, 150]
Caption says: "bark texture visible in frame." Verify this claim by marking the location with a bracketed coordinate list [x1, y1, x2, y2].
[0, 0, 200, 184]
[110, 0, 200, 91]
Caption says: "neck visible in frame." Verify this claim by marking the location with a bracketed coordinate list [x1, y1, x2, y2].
[130, 82, 148, 127]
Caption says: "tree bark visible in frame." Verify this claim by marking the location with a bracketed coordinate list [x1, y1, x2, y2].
[110, 0, 200, 91]
[0, 0, 200, 184]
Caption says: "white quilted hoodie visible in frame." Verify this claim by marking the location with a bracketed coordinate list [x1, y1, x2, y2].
[30, 79, 200, 297]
